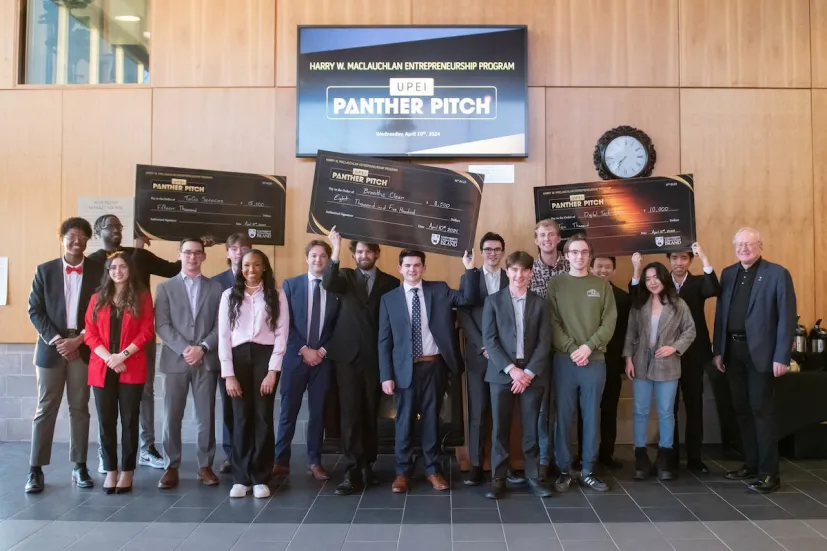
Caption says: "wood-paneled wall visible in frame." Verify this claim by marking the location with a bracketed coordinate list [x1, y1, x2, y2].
[0, 0, 824, 342]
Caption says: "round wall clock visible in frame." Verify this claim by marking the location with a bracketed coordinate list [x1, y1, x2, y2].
[593, 125, 657, 180]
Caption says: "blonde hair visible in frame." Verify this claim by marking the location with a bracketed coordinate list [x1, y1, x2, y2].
[534, 218, 561, 239]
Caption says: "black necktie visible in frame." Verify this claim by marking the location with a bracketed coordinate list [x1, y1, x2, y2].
[411, 288, 423, 358]
[309, 279, 321, 349]
[362, 271, 372, 295]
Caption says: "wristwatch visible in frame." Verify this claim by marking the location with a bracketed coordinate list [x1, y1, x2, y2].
[122, 349, 130, 358]
[199, 344, 208, 354]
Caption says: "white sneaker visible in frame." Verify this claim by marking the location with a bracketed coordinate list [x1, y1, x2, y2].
[138, 446, 165, 469]
[229, 484, 251, 498]
[97, 449, 106, 474]
[253, 484, 271, 499]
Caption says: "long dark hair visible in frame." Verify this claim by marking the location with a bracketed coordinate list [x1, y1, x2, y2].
[228, 249, 280, 331]
[93, 251, 145, 320]
[633, 262, 679, 309]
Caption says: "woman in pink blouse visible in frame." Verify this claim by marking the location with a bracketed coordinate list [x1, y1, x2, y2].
[218, 249, 289, 499]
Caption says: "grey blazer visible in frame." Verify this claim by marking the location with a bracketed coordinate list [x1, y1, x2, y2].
[155, 275, 223, 373]
[623, 297, 696, 381]
[482, 288, 551, 385]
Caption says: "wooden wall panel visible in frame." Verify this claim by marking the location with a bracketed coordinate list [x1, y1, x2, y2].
[276, 0, 412, 87]
[61, 89, 152, 222]
[813, 0, 827, 88]
[413, 0, 679, 87]
[0, 0, 16, 89]
[151, 0, 276, 87]
[0, 91, 62, 342]
[151, 88, 277, 284]
[813, 91, 827, 320]
[680, 0, 812, 88]
[680, 89, 815, 323]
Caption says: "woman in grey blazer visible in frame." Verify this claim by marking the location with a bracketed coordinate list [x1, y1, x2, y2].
[624, 262, 696, 481]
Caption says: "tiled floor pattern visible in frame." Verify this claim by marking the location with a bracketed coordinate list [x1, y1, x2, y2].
[1, 443, 827, 550]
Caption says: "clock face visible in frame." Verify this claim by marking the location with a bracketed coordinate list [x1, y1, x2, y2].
[603, 136, 648, 178]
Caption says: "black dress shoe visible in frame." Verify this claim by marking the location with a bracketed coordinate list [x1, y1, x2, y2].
[485, 478, 506, 500]
[725, 465, 758, 480]
[599, 456, 623, 470]
[464, 466, 484, 486]
[363, 464, 379, 486]
[528, 478, 552, 498]
[687, 460, 710, 474]
[335, 477, 361, 496]
[506, 469, 527, 485]
[25, 472, 44, 494]
[72, 466, 94, 489]
[748, 475, 780, 494]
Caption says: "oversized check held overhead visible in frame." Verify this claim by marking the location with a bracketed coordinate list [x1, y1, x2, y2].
[533, 175, 697, 256]
[308, 151, 485, 257]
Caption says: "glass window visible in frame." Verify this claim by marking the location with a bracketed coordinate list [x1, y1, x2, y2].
[22, 0, 150, 85]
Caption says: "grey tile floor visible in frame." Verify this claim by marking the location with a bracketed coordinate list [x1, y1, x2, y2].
[0, 442, 827, 550]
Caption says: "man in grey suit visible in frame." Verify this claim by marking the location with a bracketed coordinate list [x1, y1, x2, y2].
[482, 251, 552, 500]
[154, 238, 224, 489]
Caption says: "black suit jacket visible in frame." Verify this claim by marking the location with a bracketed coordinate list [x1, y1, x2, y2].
[213, 268, 235, 292]
[457, 268, 509, 373]
[631, 270, 720, 361]
[88, 247, 180, 290]
[28, 257, 104, 367]
[713, 259, 796, 372]
[607, 283, 631, 368]
[378, 273, 479, 389]
[482, 288, 551, 385]
[321, 261, 400, 365]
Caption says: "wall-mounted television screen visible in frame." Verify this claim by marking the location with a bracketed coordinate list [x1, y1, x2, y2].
[296, 25, 528, 158]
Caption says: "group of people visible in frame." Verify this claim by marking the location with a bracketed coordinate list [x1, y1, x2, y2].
[24, 213, 796, 501]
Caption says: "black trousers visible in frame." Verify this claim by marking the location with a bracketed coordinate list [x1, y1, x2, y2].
[577, 359, 622, 459]
[490, 381, 543, 479]
[94, 368, 144, 472]
[218, 376, 233, 459]
[231, 342, 277, 486]
[465, 362, 489, 468]
[673, 355, 705, 462]
[394, 358, 444, 477]
[707, 361, 741, 451]
[725, 339, 778, 477]
[336, 358, 380, 477]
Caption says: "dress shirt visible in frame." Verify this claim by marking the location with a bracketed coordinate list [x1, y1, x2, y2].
[632, 266, 714, 287]
[305, 272, 327, 347]
[218, 287, 290, 377]
[482, 265, 502, 295]
[181, 272, 201, 319]
[503, 291, 535, 378]
[403, 281, 439, 356]
[62, 258, 84, 331]
[359, 267, 377, 295]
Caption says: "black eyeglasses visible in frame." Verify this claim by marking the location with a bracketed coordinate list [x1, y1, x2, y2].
[482, 248, 503, 254]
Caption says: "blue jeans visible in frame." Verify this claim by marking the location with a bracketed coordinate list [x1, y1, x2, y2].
[553, 354, 605, 474]
[633, 378, 679, 449]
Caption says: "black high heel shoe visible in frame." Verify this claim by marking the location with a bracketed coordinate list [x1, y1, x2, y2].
[115, 485, 132, 494]
[103, 486, 116, 495]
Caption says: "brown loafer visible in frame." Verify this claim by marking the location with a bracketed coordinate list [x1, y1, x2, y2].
[158, 468, 179, 489]
[218, 460, 231, 474]
[391, 475, 409, 493]
[427, 474, 449, 491]
[271, 464, 290, 477]
[308, 464, 331, 481]
[197, 467, 219, 486]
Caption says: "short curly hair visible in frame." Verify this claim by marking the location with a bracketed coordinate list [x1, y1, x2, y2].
[59, 217, 92, 239]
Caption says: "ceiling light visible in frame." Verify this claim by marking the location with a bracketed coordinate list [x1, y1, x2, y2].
[114, 15, 141, 22]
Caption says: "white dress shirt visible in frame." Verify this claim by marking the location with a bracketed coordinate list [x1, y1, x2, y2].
[181, 272, 202, 319]
[305, 272, 327, 345]
[403, 281, 439, 356]
[482, 265, 502, 295]
[62, 258, 84, 331]
[503, 290, 535, 378]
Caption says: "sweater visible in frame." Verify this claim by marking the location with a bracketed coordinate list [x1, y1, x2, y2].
[547, 273, 617, 359]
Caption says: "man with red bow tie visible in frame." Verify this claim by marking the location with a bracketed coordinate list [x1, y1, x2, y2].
[25, 218, 103, 493]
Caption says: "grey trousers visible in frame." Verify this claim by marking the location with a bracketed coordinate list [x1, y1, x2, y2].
[139, 338, 157, 453]
[162, 366, 218, 470]
[30, 359, 90, 466]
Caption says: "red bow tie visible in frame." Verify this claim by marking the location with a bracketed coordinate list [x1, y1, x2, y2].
[66, 265, 82, 275]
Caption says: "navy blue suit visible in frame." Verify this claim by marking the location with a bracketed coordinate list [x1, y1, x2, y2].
[213, 268, 236, 460]
[379, 272, 479, 477]
[713, 258, 796, 477]
[275, 274, 340, 466]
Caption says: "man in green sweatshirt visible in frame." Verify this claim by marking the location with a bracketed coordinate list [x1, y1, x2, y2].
[547, 233, 617, 493]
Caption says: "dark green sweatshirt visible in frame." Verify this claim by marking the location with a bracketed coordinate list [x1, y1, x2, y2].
[547, 273, 617, 359]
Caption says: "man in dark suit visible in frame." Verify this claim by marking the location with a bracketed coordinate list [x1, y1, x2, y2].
[379, 249, 478, 493]
[26, 217, 104, 493]
[482, 251, 552, 499]
[713, 228, 796, 494]
[631, 243, 722, 473]
[322, 227, 399, 495]
[274, 240, 340, 481]
[575, 255, 631, 470]
[458, 232, 525, 486]
[212, 232, 251, 473]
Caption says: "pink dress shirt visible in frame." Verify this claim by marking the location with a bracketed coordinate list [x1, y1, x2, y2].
[218, 287, 290, 377]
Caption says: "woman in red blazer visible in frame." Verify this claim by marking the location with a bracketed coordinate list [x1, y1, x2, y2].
[84, 251, 154, 494]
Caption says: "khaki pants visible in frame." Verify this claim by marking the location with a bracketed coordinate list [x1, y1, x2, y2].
[30, 359, 90, 466]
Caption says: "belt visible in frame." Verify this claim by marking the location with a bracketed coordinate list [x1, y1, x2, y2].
[414, 354, 441, 364]
[514, 359, 525, 367]
[729, 333, 748, 342]
[66, 329, 79, 338]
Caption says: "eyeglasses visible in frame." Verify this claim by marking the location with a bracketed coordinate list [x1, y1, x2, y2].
[734, 241, 761, 250]
[567, 250, 589, 257]
[181, 251, 205, 258]
[101, 224, 123, 231]
[482, 248, 503, 254]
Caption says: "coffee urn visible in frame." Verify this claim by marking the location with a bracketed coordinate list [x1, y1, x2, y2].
[809, 319, 827, 354]
[794, 316, 808, 353]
